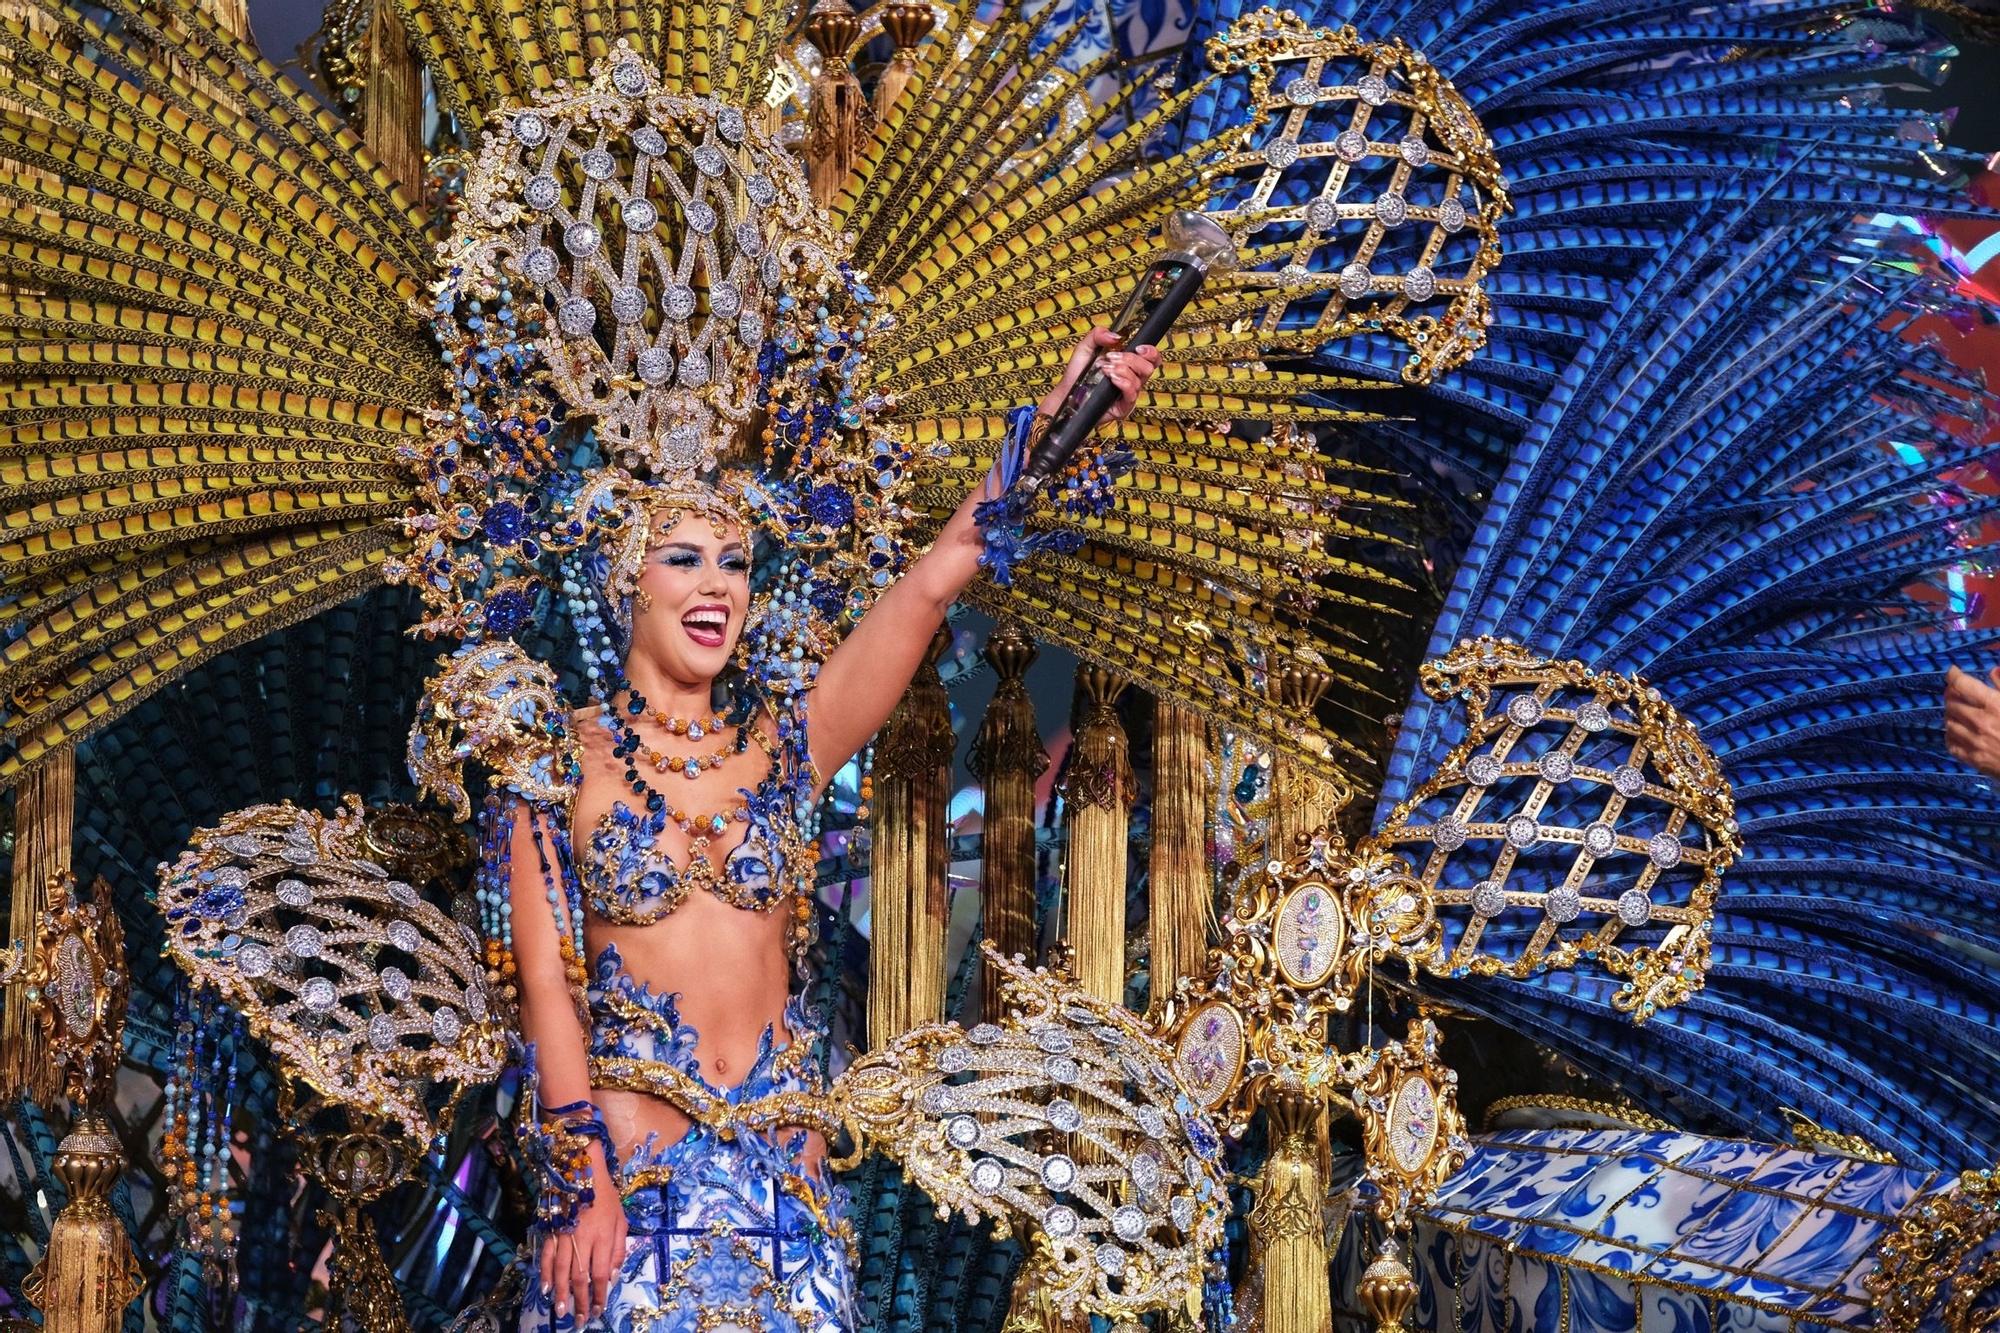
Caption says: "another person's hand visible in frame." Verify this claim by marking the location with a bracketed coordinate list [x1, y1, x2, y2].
[1036, 327, 1162, 422]
[1944, 665, 2000, 778]
[540, 1141, 627, 1326]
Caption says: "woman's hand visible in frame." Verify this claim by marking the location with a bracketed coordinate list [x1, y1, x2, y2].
[1946, 665, 2000, 778]
[1035, 327, 1163, 423]
[540, 1141, 627, 1326]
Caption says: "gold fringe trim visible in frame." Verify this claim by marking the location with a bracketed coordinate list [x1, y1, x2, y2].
[867, 630, 955, 1049]
[360, 1, 428, 204]
[969, 623, 1049, 1017]
[5, 744, 73, 1102]
[1148, 700, 1212, 1016]
[1061, 668, 1131, 1008]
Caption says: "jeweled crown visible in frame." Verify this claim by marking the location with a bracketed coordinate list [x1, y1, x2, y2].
[454, 44, 840, 478]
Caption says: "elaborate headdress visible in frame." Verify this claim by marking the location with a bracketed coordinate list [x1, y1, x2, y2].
[399, 46, 923, 807]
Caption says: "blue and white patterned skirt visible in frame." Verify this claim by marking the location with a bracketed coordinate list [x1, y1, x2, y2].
[519, 948, 859, 1333]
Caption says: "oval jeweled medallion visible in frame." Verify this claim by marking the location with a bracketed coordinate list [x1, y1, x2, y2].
[1173, 1000, 1244, 1110]
[1387, 1074, 1440, 1174]
[1273, 879, 1344, 989]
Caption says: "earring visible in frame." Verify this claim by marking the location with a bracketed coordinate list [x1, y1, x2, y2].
[634, 588, 653, 612]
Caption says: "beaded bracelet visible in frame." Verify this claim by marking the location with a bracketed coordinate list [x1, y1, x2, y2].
[974, 404, 1134, 587]
[519, 1051, 615, 1234]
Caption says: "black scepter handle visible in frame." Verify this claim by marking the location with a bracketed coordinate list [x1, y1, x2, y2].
[1011, 211, 1240, 496]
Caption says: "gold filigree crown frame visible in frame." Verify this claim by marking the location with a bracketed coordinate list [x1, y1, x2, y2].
[453, 42, 835, 479]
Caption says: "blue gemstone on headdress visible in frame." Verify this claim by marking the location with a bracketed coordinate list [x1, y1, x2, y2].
[808, 581, 846, 618]
[483, 501, 527, 545]
[484, 589, 532, 637]
[805, 483, 853, 529]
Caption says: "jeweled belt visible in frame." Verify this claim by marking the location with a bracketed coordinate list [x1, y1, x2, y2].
[587, 1054, 842, 1143]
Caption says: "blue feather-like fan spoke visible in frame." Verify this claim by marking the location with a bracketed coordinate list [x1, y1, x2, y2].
[1377, 206, 1997, 1163]
[1169, 0, 2000, 1165]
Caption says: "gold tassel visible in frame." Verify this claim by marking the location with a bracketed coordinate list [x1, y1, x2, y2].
[1060, 668, 1132, 1008]
[969, 624, 1049, 1017]
[803, 0, 868, 206]
[1251, 1092, 1334, 1333]
[1148, 700, 1212, 1018]
[360, 0, 427, 202]
[873, 0, 935, 121]
[19, 874, 140, 1333]
[28, 1117, 142, 1333]
[5, 745, 74, 1102]
[867, 629, 956, 1049]
[1270, 666, 1340, 853]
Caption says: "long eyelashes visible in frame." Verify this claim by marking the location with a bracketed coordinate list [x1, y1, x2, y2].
[658, 551, 750, 575]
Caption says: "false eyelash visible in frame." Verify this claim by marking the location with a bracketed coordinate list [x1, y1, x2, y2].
[660, 552, 703, 569]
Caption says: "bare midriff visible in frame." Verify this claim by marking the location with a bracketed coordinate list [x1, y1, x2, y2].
[585, 897, 795, 1156]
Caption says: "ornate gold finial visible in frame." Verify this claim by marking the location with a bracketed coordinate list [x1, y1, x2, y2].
[1357, 1244, 1419, 1332]
[300, 1112, 416, 1333]
[874, 0, 937, 118]
[7, 873, 143, 1331]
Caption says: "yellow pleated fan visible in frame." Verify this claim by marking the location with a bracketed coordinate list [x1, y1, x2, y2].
[838, 4, 1410, 792]
[2, 0, 1418, 799]
[0, 0, 435, 779]
[390, 0, 795, 122]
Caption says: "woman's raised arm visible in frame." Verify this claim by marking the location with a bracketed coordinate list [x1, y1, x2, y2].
[807, 332, 1159, 779]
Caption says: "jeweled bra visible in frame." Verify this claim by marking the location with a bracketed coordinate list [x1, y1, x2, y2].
[579, 688, 818, 927]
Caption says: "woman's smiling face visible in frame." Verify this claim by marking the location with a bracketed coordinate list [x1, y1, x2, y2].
[627, 513, 751, 687]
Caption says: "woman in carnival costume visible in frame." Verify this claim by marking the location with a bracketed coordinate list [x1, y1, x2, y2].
[399, 54, 1161, 1332]
[505, 352, 1156, 1332]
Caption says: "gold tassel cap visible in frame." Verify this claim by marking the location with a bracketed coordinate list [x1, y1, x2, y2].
[873, 0, 936, 120]
[1269, 666, 1340, 851]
